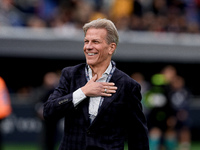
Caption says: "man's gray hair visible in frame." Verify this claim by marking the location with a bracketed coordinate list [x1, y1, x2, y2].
[83, 18, 119, 46]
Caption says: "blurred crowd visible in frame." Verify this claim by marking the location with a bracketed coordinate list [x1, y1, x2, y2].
[131, 65, 191, 150]
[0, 0, 200, 33]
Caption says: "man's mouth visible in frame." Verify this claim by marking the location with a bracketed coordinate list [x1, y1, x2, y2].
[87, 53, 97, 56]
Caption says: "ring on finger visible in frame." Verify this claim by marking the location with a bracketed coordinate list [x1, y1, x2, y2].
[104, 88, 107, 93]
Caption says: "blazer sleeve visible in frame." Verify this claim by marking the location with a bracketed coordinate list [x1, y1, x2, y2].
[43, 68, 75, 121]
[125, 81, 149, 150]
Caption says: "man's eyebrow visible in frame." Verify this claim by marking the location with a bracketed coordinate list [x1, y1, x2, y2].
[84, 38, 101, 41]
[84, 38, 89, 41]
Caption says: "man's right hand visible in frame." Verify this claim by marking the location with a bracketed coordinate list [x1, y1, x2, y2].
[81, 74, 117, 97]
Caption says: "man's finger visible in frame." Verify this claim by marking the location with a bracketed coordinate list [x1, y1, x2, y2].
[102, 82, 115, 86]
[103, 85, 117, 91]
[101, 93, 112, 97]
[91, 74, 97, 82]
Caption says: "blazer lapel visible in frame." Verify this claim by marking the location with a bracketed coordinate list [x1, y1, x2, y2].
[97, 84, 122, 115]
[74, 67, 87, 91]
[82, 97, 90, 124]
[90, 69, 123, 125]
[74, 65, 90, 124]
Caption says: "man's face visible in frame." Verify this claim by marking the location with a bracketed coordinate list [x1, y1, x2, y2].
[83, 28, 115, 67]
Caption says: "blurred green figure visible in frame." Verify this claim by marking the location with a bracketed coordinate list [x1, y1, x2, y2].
[143, 74, 177, 150]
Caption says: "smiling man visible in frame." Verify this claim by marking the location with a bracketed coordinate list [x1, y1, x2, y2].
[43, 18, 149, 150]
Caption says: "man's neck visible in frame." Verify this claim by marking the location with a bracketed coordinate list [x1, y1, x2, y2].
[89, 62, 110, 80]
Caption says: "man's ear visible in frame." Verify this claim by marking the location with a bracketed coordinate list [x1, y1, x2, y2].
[108, 43, 116, 55]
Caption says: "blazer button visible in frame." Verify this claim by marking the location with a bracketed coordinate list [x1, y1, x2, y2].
[87, 130, 91, 135]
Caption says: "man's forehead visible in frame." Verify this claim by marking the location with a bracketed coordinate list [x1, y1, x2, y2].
[85, 28, 107, 38]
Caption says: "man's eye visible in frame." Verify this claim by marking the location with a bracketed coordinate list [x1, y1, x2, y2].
[94, 41, 99, 44]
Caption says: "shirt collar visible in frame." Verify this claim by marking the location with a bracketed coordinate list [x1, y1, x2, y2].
[104, 62, 112, 75]
[88, 62, 112, 79]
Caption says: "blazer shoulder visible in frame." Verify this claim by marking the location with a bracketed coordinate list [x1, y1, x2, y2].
[114, 68, 141, 88]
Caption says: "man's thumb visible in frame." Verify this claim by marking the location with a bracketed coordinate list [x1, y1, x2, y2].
[91, 74, 97, 82]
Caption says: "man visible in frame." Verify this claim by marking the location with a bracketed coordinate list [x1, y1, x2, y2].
[43, 18, 149, 150]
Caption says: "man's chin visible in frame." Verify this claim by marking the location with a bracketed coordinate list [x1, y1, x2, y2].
[86, 60, 96, 66]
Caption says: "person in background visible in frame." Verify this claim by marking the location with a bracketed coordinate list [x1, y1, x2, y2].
[34, 72, 60, 150]
[131, 72, 150, 95]
[43, 18, 149, 150]
[143, 73, 174, 150]
[168, 75, 191, 150]
[0, 76, 12, 150]
[0, 0, 25, 26]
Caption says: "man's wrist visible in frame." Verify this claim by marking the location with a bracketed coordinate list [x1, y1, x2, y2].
[72, 88, 87, 106]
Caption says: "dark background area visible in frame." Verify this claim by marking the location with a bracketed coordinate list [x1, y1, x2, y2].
[1, 56, 199, 96]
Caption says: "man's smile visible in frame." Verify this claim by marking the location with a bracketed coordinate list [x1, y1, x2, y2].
[87, 52, 97, 56]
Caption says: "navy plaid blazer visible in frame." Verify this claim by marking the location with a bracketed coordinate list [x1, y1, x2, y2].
[43, 63, 149, 150]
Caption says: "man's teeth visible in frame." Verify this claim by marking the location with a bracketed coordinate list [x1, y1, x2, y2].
[88, 53, 95, 56]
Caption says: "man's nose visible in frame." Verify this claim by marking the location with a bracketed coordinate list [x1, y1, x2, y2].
[85, 42, 93, 49]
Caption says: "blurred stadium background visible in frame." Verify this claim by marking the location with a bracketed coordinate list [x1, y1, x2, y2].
[1, 0, 200, 150]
